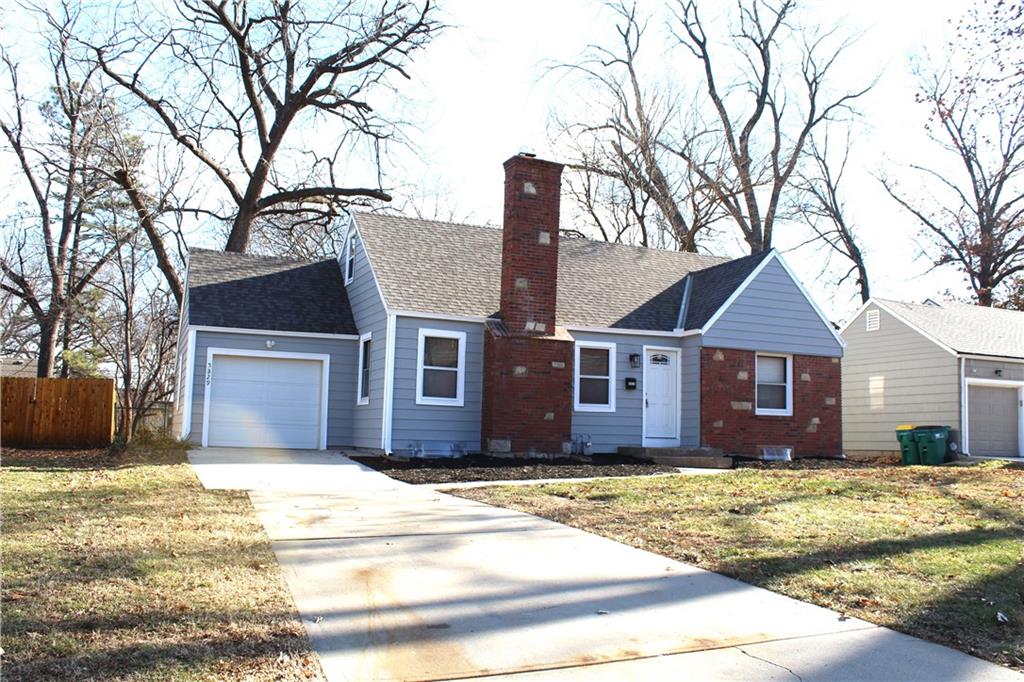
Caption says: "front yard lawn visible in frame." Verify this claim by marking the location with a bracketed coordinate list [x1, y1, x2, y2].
[1, 443, 322, 681]
[455, 460, 1024, 671]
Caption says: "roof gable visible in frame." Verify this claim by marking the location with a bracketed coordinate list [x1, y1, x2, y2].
[699, 253, 845, 355]
[187, 249, 357, 335]
[866, 298, 1024, 359]
[682, 250, 773, 329]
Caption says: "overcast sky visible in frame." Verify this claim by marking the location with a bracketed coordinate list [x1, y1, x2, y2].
[394, 0, 975, 324]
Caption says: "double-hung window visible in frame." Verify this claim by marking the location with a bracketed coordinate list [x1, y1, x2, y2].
[356, 333, 371, 404]
[344, 233, 356, 284]
[755, 353, 792, 416]
[416, 329, 466, 406]
[574, 341, 616, 412]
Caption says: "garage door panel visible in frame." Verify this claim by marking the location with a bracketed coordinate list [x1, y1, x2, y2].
[207, 355, 324, 449]
[968, 385, 1020, 457]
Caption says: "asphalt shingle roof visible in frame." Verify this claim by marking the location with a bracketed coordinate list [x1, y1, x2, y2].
[354, 212, 729, 331]
[187, 249, 357, 335]
[877, 298, 1024, 359]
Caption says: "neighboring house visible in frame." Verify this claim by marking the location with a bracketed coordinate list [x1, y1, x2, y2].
[0, 357, 37, 378]
[172, 154, 845, 457]
[841, 298, 1024, 458]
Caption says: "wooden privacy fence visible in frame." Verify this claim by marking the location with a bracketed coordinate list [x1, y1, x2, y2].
[1, 377, 115, 448]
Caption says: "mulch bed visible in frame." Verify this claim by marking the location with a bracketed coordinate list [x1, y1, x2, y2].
[350, 453, 678, 484]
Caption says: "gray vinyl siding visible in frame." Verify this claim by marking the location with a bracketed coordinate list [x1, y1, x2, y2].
[701, 258, 843, 357]
[569, 331, 700, 453]
[389, 317, 484, 453]
[345, 227, 388, 449]
[188, 330, 357, 447]
[966, 358, 1024, 382]
[841, 304, 960, 452]
[172, 288, 190, 438]
[680, 335, 701, 447]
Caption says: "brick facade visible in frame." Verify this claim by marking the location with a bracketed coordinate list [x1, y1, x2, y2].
[700, 347, 842, 457]
[482, 153, 573, 455]
[481, 328, 573, 454]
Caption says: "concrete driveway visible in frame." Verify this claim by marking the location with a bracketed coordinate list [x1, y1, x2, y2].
[189, 448, 1020, 681]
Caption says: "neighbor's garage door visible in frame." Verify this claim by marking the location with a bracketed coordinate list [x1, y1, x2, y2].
[207, 355, 323, 449]
[968, 385, 1020, 457]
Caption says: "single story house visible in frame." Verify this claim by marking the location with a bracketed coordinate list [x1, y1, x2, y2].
[841, 298, 1024, 458]
[172, 154, 845, 457]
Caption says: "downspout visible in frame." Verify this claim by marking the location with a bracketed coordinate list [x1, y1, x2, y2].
[959, 356, 967, 455]
[381, 311, 397, 454]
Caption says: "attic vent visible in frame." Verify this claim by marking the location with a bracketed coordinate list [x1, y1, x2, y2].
[866, 309, 880, 332]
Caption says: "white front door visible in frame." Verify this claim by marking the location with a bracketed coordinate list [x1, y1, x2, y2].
[643, 348, 680, 446]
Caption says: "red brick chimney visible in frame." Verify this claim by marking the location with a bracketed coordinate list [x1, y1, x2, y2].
[482, 153, 574, 455]
[499, 153, 564, 334]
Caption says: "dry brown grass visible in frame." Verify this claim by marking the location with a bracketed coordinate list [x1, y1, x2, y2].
[456, 460, 1024, 671]
[1, 442, 323, 681]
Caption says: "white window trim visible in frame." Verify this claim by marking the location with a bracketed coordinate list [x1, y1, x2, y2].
[755, 352, 793, 416]
[574, 341, 617, 413]
[415, 328, 466, 407]
[356, 332, 372, 405]
[201, 347, 330, 450]
[344, 233, 356, 285]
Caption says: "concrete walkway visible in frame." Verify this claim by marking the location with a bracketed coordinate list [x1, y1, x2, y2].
[189, 448, 1020, 681]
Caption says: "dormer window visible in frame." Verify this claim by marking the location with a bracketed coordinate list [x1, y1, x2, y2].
[345, 233, 356, 284]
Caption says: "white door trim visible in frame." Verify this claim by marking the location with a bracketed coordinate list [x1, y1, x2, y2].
[201, 347, 331, 450]
[963, 377, 1024, 457]
[642, 345, 682, 447]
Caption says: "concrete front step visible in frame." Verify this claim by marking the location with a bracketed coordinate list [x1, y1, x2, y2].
[619, 446, 734, 469]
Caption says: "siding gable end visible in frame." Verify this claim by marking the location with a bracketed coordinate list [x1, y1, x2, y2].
[700, 255, 843, 357]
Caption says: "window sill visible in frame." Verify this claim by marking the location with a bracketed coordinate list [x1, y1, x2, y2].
[755, 409, 793, 417]
[357, 397, 369, 406]
[575, 404, 616, 413]
[416, 396, 464, 407]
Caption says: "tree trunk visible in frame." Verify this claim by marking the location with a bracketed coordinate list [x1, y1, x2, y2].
[36, 315, 61, 378]
[60, 309, 73, 377]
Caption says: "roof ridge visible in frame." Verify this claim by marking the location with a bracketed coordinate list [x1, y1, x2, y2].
[688, 248, 771, 275]
[877, 297, 1023, 315]
[355, 210, 733, 263]
[353, 210, 500, 234]
[189, 247, 327, 265]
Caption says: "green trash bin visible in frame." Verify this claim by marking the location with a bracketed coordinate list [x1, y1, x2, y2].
[914, 426, 950, 466]
[895, 424, 920, 465]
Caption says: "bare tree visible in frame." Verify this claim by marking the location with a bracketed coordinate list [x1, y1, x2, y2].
[794, 133, 870, 303]
[881, 4, 1024, 306]
[552, 2, 724, 252]
[88, 229, 178, 441]
[667, 0, 873, 254]
[80, 0, 441, 254]
[0, 11, 135, 377]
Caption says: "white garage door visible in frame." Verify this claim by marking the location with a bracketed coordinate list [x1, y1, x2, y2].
[206, 355, 324, 449]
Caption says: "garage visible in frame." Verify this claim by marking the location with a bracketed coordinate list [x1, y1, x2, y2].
[203, 351, 328, 449]
[967, 384, 1022, 457]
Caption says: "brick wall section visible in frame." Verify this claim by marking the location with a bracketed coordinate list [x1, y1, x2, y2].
[499, 155, 564, 335]
[700, 347, 842, 457]
[482, 331, 573, 454]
